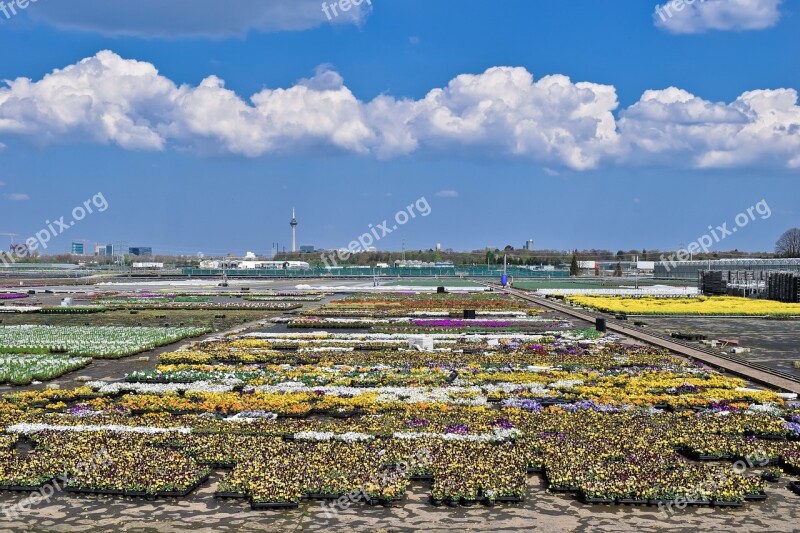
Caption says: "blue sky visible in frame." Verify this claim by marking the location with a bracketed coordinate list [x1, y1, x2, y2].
[0, 0, 797, 257]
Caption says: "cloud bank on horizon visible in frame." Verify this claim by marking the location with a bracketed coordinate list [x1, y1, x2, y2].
[24, 0, 370, 37]
[0, 51, 797, 172]
[654, 0, 784, 34]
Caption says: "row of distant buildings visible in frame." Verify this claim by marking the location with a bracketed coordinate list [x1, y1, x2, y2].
[69, 243, 152, 257]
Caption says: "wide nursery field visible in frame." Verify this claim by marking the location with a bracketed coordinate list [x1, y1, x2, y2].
[0, 290, 798, 522]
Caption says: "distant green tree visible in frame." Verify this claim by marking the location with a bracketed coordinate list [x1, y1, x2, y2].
[569, 251, 579, 277]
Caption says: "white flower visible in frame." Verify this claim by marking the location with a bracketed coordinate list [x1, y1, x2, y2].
[746, 403, 781, 417]
[7, 423, 191, 434]
[88, 380, 234, 394]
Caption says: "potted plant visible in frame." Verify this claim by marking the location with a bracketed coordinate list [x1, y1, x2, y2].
[761, 468, 782, 483]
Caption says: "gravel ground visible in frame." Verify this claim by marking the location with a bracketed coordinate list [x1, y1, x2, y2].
[0, 475, 798, 533]
[637, 316, 800, 378]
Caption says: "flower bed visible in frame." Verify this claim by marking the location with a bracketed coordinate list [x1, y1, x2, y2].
[0, 326, 210, 358]
[0, 354, 91, 385]
[0, 293, 28, 300]
[568, 296, 800, 316]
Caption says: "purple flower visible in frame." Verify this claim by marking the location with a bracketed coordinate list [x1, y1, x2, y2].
[561, 400, 620, 413]
[445, 424, 470, 435]
[492, 418, 515, 430]
[404, 419, 430, 428]
[0, 293, 27, 300]
[69, 405, 101, 418]
[502, 399, 542, 411]
[412, 319, 511, 328]
[786, 421, 800, 436]
[709, 400, 737, 412]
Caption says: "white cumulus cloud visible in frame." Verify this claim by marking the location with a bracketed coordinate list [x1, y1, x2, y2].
[617, 86, 800, 168]
[654, 0, 783, 34]
[0, 51, 798, 172]
[3, 193, 29, 201]
[435, 190, 460, 198]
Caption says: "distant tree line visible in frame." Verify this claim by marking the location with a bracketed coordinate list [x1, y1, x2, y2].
[14, 229, 800, 267]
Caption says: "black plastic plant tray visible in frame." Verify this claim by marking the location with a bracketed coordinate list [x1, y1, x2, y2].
[616, 498, 649, 505]
[156, 473, 210, 498]
[646, 498, 710, 507]
[711, 500, 744, 507]
[495, 495, 524, 503]
[548, 485, 580, 493]
[780, 462, 800, 475]
[250, 501, 299, 510]
[127, 490, 152, 497]
[580, 494, 614, 505]
[788, 481, 800, 496]
[410, 474, 434, 481]
[306, 493, 344, 500]
[744, 491, 768, 501]
[215, 491, 248, 499]
[0, 483, 51, 492]
[681, 449, 734, 461]
[66, 487, 127, 496]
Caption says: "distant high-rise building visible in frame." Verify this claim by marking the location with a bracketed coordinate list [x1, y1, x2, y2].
[290, 208, 298, 253]
[524, 239, 534, 251]
[128, 247, 153, 256]
[95, 244, 115, 256]
[299, 245, 315, 253]
[71, 242, 85, 255]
